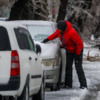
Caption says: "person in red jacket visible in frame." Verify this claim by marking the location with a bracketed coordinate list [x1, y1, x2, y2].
[42, 20, 87, 89]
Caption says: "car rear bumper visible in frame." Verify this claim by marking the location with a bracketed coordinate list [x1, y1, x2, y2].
[0, 76, 20, 91]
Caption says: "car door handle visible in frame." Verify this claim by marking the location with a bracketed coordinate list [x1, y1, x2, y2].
[29, 57, 32, 60]
[35, 58, 37, 61]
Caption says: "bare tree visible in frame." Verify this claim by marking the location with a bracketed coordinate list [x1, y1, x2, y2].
[47, 0, 60, 21]
[41, 0, 48, 20]
[67, 0, 100, 41]
[33, 0, 48, 20]
[8, 0, 48, 20]
[57, 0, 68, 22]
[8, 0, 29, 20]
[0, 0, 15, 17]
[21, 0, 34, 20]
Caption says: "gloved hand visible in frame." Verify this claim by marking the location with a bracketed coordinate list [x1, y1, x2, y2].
[41, 38, 49, 43]
[75, 54, 81, 61]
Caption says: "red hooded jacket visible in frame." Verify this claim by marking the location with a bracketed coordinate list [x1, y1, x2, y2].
[48, 21, 84, 55]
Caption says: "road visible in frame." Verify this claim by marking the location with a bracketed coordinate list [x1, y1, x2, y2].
[45, 61, 100, 100]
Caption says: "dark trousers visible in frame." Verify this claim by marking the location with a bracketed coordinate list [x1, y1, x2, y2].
[65, 50, 87, 87]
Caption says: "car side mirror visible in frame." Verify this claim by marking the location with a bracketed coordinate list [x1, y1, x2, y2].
[36, 44, 41, 54]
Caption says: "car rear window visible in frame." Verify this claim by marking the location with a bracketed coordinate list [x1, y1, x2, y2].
[14, 27, 31, 50]
[0, 26, 11, 51]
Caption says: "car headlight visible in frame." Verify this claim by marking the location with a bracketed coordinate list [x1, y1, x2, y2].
[42, 59, 57, 66]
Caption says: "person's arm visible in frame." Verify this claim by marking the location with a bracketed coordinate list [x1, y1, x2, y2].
[48, 29, 59, 41]
[70, 31, 83, 55]
[42, 29, 59, 43]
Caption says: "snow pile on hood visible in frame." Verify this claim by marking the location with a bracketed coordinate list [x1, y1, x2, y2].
[34, 41, 59, 59]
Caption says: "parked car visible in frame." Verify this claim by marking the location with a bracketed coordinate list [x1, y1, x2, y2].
[0, 21, 45, 100]
[12, 20, 63, 91]
[0, 17, 7, 21]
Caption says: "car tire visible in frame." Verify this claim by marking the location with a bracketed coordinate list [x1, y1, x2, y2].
[2, 96, 14, 100]
[9, 96, 15, 100]
[50, 84, 58, 91]
[17, 79, 29, 100]
[50, 84, 54, 91]
[0, 96, 2, 100]
[57, 77, 61, 90]
[32, 78, 45, 100]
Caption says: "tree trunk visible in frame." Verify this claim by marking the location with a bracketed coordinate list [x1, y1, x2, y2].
[56, 0, 68, 22]
[34, 0, 48, 20]
[93, 20, 100, 39]
[21, 0, 34, 20]
[34, 1, 42, 20]
[41, 0, 48, 20]
[8, 0, 30, 20]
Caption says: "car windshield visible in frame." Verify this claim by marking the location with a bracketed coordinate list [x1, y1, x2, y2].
[26, 25, 55, 43]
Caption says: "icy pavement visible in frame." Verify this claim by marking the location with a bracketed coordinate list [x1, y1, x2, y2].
[29, 42, 100, 100]
[45, 61, 100, 100]
[45, 42, 100, 100]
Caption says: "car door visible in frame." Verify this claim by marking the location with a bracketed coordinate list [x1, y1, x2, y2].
[16, 27, 38, 91]
[25, 30, 40, 91]
[26, 33, 42, 88]
[35, 53, 43, 87]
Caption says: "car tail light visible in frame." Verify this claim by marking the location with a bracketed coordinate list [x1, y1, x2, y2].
[11, 50, 20, 76]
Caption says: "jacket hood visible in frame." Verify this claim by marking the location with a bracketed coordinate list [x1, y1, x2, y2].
[65, 21, 72, 32]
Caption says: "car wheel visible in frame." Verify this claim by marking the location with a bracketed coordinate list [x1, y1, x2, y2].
[32, 78, 45, 100]
[17, 80, 29, 100]
[0, 96, 2, 100]
[50, 84, 58, 91]
[57, 77, 61, 90]
[50, 84, 55, 91]
[2, 96, 13, 100]
[9, 96, 15, 100]
[3, 96, 9, 100]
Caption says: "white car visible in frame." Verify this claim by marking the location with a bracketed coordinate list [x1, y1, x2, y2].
[12, 20, 64, 91]
[0, 17, 7, 21]
[0, 21, 45, 100]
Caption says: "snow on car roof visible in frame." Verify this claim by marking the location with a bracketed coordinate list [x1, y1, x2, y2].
[11, 20, 56, 26]
[0, 21, 27, 29]
[0, 17, 7, 21]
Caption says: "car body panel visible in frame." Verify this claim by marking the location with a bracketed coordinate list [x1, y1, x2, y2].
[0, 51, 11, 84]
[0, 21, 44, 98]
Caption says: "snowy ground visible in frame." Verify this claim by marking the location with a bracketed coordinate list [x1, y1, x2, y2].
[29, 42, 100, 100]
[45, 61, 100, 100]
[45, 42, 100, 100]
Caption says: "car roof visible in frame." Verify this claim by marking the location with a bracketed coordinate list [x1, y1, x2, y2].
[11, 20, 56, 26]
[0, 17, 7, 21]
[0, 21, 27, 29]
